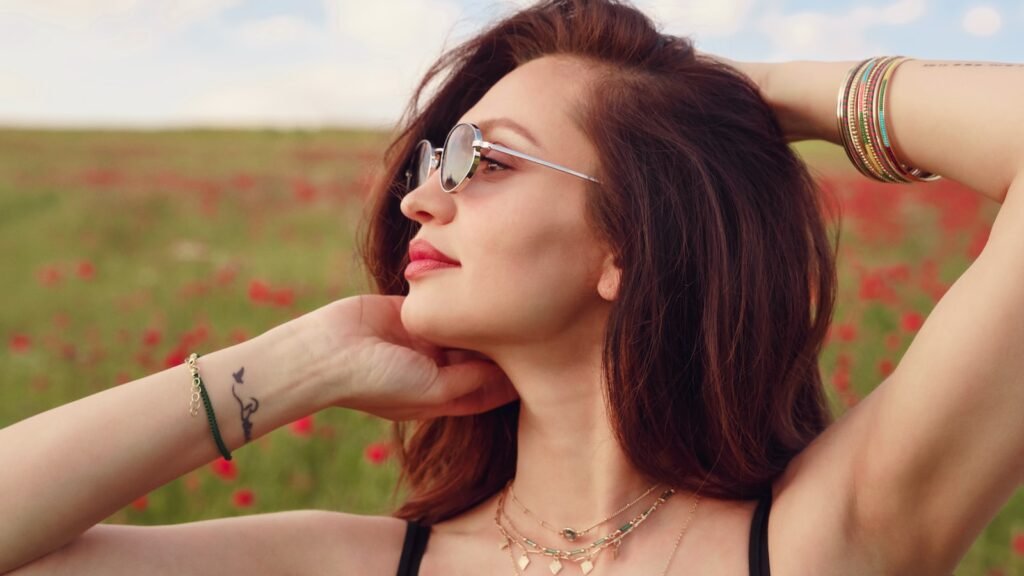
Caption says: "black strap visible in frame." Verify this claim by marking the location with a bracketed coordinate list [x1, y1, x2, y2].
[396, 520, 431, 576]
[748, 488, 772, 576]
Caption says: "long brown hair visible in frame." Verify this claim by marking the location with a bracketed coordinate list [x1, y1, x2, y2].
[355, 0, 839, 524]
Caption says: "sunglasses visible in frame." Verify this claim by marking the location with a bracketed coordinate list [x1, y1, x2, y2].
[404, 122, 602, 193]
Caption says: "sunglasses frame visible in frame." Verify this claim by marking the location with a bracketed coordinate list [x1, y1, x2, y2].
[404, 122, 602, 193]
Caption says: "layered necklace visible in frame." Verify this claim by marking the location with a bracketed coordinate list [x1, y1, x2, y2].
[492, 479, 701, 575]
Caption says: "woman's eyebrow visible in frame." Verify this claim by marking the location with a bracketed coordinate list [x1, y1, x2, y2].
[476, 117, 544, 152]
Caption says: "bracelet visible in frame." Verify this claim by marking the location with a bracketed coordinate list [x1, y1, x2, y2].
[836, 56, 942, 183]
[185, 352, 233, 461]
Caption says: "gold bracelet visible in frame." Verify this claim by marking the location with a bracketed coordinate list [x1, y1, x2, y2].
[186, 353, 203, 417]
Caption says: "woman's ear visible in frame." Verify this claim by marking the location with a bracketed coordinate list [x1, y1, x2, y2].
[597, 252, 621, 302]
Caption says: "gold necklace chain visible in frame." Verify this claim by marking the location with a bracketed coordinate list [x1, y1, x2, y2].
[656, 492, 701, 575]
[493, 484, 676, 575]
[508, 480, 661, 542]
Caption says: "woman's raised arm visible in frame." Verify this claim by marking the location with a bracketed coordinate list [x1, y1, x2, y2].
[0, 295, 516, 574]
[763, 58, 1024, 203]
[746, 58, 1024, 573]
[0, 315, 331, 573]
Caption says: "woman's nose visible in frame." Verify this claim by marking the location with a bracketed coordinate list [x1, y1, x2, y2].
[399, 169, 453, 225]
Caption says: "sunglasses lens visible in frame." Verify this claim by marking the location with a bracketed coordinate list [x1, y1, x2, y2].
[440, 124, 475, 192]
[409, 141, 433, 189]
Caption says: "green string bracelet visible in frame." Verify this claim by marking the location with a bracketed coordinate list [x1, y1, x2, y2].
[186, 352, 233, 461]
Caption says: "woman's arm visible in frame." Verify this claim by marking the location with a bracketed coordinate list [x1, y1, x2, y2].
[748, 58, 1024, 573]
[0, 320, 332, 574]
[762, 59, 1024, 204]
[0, 294, 516, 574]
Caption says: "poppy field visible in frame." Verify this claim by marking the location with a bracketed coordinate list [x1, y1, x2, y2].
[0, 128, 1021, 574]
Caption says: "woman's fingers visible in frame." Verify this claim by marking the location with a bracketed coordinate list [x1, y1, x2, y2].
[430, 360, 518, 417]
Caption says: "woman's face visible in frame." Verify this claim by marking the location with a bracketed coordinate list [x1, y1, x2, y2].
[399, 55, 620, 354]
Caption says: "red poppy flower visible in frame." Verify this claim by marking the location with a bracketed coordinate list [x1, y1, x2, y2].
[232, 488, 255, 508]
[131, 494, 148, 511]
[289, 415, 314, 437]
[878, 359, 894, 377]
[836, 323, 857, 343]
[76, 260, 95, 279]
[142, 328, 162, 347]
[272, 288, 294, 308]
[901, 311, 924, 332]
[364, 441, 391, 465]
[249, 280, 272, 303]
[9, 334, 31, 353]
[36, 265, 63, 287]
[163, 346, 188, 369]
[831, 370, 850, 393]
[210, 457, 237, 481]
[858, 272, 897, 302]
[232, 173, 255, 190]
[292, 179, 317, 203]
[1012, 532, 1024, 556]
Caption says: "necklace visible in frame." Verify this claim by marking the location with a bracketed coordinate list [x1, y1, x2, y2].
[656, 491, 701, 575]
[493, 484, 676, 574]
[508, 480, 661, 542]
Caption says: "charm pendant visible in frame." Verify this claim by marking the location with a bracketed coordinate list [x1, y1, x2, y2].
[580, 559, 595, 574]
[518, 554, 531, 570]
[549, 558, 563, 574]
[560, 528, 579, 542]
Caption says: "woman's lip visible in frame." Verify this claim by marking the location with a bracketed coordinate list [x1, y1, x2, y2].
[404, 259, 460, 280]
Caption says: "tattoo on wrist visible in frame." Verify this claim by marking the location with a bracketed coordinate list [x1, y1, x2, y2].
[921, 62, 1024, 68]
[230, 367, 260, 443]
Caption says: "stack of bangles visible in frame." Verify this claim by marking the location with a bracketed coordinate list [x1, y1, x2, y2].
[837, 56, 942, 183]
[185, 352, 233, 460]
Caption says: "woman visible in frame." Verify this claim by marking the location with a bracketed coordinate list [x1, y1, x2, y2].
[2, 0, 1022, 574]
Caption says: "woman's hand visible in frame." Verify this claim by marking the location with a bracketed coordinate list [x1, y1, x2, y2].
[701, 52, 773, 95]
[698, 51, 809, 142]
[288, 295, 518, 421]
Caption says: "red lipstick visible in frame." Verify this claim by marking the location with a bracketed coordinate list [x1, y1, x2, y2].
[406, 239, 460, 280]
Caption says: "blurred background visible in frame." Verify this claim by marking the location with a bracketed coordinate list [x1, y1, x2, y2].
[1, 0, 1022, 128]
[0, 0, 1021, 573]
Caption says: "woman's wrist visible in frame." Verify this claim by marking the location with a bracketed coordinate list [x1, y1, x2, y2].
[760, 59, 862, 144]
[247, 315, 340, 413]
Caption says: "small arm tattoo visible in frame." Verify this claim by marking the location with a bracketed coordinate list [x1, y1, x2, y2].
[230, 366, 260, 443]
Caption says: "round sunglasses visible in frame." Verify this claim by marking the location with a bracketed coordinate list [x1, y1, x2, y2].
[404, 122, 602, 193]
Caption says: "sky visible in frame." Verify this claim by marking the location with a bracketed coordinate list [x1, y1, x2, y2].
[0, 0, 1021, 129]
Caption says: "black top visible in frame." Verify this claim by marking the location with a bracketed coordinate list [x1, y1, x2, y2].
[396, 488, 773, 575]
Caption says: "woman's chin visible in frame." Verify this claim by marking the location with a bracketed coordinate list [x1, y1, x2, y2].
[400, 300, 465, 348]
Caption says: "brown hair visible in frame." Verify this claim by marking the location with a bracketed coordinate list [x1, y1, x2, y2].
[356, 0, 839, 524]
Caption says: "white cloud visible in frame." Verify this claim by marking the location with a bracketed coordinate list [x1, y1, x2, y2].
[325, 0, 463, 59]
[640, 0, 755, 37]
[180, 61, 420, 128]
[232, 15, 321, 48]
[879, 0, 926, 24]
[962, 5, 1002, 36]
[0, 0, 139, 32]
[0, 0, 243, 53]
[757, 0, 926, 61]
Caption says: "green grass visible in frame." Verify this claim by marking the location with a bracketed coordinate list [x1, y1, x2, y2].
[0, 130, 1020, 574]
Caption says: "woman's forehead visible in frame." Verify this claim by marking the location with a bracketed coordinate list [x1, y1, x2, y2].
[458, 56, 596, 157]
